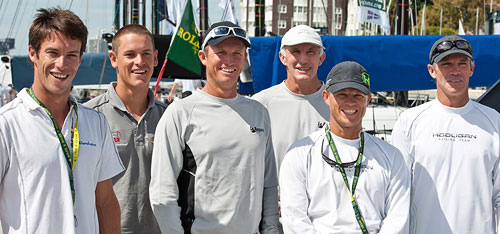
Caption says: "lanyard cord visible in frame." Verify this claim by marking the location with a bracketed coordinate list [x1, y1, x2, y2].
[28, 87, 79, 204]
[324, 126, 368, 234]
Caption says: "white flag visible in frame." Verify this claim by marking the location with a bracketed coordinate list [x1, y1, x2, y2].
[161, 0, 200, 35]
[219, 0, 238, 24]
[458, 19, 465, 35]
[357, 0, 390, 35]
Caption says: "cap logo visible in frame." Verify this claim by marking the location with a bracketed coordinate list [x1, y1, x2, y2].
[362, 72, 370, 86]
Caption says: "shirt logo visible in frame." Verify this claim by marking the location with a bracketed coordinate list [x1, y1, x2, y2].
[250, 126, 264, 133]
[432, 132, 477, 142]
[112, 131, 122, 143]
[317, 122, 326, 128]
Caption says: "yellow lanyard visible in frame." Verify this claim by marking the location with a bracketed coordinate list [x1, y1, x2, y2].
[28, 87, 79, 203]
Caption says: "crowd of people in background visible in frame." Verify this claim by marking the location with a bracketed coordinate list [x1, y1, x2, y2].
[0, 7, 498, 234]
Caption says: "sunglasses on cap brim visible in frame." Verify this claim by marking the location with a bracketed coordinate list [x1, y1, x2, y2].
[201, 26, 249, 49]
[430, 40, 472, 64]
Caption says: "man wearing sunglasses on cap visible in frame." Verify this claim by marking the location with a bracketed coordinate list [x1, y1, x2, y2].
[392, 35, 500, 234]
[280, 61, 410, 234]
[150, 21, 280, 234]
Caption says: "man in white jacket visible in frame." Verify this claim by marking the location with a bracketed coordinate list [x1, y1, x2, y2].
[280, 61, 410, 234]
[392, 35, 500, 234]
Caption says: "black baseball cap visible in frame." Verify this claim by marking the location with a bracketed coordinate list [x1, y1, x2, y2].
[429, 35, 473, 64]
[201, 21, 251, 49]
[325, 61, 370, 95]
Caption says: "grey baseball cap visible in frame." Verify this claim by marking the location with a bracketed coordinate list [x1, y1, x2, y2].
[325, 61, 370, 95]
[429, 35, 473, 64]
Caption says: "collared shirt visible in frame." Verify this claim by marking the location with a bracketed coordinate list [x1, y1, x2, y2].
[0, 89, 124, 234]
[84, 83, 167, 234]
[280, 129, 410, 234]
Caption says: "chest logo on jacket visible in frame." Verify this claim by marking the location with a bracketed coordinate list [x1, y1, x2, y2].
[250, 126, 264, 133]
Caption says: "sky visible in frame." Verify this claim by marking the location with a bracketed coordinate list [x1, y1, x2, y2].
[0, 0, 241, 55]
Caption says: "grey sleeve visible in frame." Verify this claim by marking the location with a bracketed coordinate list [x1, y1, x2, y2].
[260, 112, 280, 234]
[149, 106, 185, 234]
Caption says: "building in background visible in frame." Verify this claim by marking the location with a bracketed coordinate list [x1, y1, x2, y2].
[241, 0, 348, 36]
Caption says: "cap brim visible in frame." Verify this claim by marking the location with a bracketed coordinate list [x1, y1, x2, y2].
[432, 49, 472, 64]
[280, 40, 325, 50]
[205, 35, 251, 49]
[327, 82, 370, 95]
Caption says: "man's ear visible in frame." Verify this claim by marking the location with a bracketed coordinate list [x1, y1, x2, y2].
[198, 50, 207, 66]
[427, 64, 437, 80]
[28, 45, 38, 65]
[109, 51, 118, 69]
[279, 49, 287, 66]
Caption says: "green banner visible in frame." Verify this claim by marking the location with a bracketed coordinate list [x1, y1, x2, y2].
[358, 0, 385, 11]
[166, 0, 201, 76]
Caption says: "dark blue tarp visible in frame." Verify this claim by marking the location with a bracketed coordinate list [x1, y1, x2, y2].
[245, 35, 500, 94]
[11, 53, 116, 89]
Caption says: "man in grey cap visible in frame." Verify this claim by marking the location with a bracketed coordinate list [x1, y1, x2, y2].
[392, 36, 500, 234]
[85, 24, 167, 234]
[280, 61, 410, 233]
[252, 25, 329, 176]
[150, 21, 279, 234]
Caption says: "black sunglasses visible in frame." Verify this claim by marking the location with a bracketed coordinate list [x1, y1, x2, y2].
[430, 40, 472, 64]
[321, 138, 359, 168]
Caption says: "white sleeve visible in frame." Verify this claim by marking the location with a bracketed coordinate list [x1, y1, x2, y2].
[149, 106, 185, 234]
[260, 115, 280, 234]
[492, 120, 500, 231]
[391, 115, 413, 170]
[0, 122, 8, 182]
[279, 146, 319, 234]
[378, 148, 410, 234]
[97, 114, 124, 182]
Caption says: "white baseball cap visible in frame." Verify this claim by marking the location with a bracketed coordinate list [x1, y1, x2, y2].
[280, 25, 325, 50]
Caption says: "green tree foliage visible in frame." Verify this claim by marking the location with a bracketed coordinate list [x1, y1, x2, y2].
[386, 0, 494, 35]
[419, 0, 488, 34]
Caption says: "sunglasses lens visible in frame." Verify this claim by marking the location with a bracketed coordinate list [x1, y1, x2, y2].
[213, 27, 230, 35]
[455, 40, 471, 51]
[436, 41, 453, 52]
[233, 28, 247, 38]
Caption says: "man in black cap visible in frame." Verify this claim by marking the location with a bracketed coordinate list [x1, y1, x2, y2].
[280, 61, 410, 233]
[392, 36, 500, 234]
[150, 21, 280, 234]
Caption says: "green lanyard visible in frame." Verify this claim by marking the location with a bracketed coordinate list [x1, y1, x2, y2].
[29, 87, 79, 204]
[324, 126, 368, 234]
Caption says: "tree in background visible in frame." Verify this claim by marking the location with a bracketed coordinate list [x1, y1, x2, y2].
[387, 0, 497, 35]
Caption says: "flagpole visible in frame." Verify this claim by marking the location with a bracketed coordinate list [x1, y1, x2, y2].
[154, 58, 168, 95]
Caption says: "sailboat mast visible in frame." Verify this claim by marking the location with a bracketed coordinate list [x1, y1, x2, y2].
[200, 0, 209, 38]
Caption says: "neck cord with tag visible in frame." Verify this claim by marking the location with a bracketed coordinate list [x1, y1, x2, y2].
[324, 125, 368, 234]
[28, 87, 79, 204]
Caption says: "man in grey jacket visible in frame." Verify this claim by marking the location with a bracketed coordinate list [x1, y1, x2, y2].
[150, 21, 280, 234]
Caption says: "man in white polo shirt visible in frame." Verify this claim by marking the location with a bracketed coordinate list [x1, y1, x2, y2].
[392, 35, 500, 234]
[0, 8, 124, 234]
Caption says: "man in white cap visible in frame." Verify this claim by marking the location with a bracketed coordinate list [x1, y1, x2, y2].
[150, 21, 279, 234]
[392, 35, 500, 234]
[253, 25, 329, 175]
[280, 61, 410, 233]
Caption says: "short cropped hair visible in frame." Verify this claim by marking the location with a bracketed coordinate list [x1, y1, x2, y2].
[29, 8, 88, 56]
[112, 24, 155, 53]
